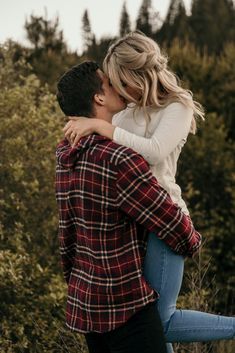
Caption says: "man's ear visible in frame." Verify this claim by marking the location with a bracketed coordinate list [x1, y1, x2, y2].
[94, 93, 105, 106]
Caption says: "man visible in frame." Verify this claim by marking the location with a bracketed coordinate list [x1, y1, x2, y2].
[55, 61, 201, 353]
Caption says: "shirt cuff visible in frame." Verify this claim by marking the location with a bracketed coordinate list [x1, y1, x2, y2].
[113, 126, 125, 144]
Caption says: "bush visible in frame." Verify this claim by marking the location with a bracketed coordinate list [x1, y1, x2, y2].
[0, 43, 87, 352]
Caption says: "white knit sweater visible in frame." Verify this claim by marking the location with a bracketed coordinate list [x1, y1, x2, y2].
[113, 102, 193, 215]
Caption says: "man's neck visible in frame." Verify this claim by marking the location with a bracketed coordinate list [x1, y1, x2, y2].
[94, 108, 114, 123]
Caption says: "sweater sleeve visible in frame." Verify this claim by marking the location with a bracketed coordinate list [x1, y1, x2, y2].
[113, 103, 193, 165]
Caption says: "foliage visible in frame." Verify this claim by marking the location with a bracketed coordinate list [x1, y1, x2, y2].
[136, 0, 161, 37]
[24, 14, 79, 91]
[25, 14, 66, 52]
[156, 0, 190, 44]
[81, 10, 94, 52]
[167, 40, 235, 139]
[208, 43, 235, 139]
[119, 1, 131, 37]
[0, 44, 86, 352]
[1, 2, 235, 351]
[178, 114, 235, 313]
[82, 36, 116, 67]
[189, 0, 235, 54]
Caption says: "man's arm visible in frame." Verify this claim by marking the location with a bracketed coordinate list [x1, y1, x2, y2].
[56, 156, 76, 284]
[58, 224, 76, 284]
[116, 153, 201, 257]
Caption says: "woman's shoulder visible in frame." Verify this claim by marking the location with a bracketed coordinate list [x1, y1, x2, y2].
[112, 104, 136, 125]
[113, 101, 193, 126]
[161, 101, 192, 113]
[156, 102, 194, 122]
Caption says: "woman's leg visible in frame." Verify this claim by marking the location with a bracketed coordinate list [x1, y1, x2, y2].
[166, 310, 235, 342]
[144, 233, 184, 353]
[144, 233, 235, 349]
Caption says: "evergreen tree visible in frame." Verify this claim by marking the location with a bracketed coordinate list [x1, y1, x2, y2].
[190, 0, 234, 53]
[119, 1, 131, 37]
[210, 43, 235, 139]
[81, 9, 94, 52]
[82, 36, 115, 66]
[227, 0, 235, 42]
[166, 0, 186, 25]
[0, 43, 87, 352]
[24, 13, 79, 90]
[136, 0, 153, 37]
[24, 15, 42, 50]
[25, 14, 65, 53]
[157, 0, 189, 44]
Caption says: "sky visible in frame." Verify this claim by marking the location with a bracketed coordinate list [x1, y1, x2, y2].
[0, 0, 192, 54]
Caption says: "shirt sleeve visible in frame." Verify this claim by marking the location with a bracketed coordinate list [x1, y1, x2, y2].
[113, 103, 193, 165]
[116, 152, 201, 257]
[58, 224, 76, 284]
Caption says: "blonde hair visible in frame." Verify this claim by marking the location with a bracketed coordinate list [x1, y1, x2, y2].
[103, 31, 205, 133]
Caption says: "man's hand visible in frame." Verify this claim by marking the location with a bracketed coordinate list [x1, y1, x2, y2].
[63, 117, 115, 146]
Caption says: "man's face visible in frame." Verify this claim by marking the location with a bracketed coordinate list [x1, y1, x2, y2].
[98, 70, 127, 113]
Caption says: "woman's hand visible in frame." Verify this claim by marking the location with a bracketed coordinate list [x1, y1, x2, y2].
[63, 117, 116, 146]
[63, 117, 98, 146]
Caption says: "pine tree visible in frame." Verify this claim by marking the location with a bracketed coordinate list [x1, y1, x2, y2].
[226, 0, 235, 42]
[166, 0, 186, 25]
[190, 0, 234, 53]
[81, 9, 94, 52]
[119, 1, 131, 37]
[24, 12, 80, 90]
[136, 0, 153, 37]
[157, 0, 189, 44]
[25, 14, 65, 53]
[25, 15, 42, 50]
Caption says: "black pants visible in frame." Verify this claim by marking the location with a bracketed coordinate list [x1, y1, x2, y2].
[85, 302, 167, 353]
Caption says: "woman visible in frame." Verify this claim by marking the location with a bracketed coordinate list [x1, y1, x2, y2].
[63, 32, 235, 352]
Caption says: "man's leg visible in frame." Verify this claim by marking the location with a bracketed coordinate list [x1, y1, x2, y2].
[105, 302, 167, 353]
[85, 332, 111, 353]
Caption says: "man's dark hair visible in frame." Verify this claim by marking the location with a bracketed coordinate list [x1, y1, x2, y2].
[57, 61, 103, 117]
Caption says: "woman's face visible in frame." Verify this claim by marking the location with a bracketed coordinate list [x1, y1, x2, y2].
[98, 70, 127, 113]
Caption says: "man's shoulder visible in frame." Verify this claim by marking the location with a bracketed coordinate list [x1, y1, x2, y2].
[94, 137, 146, 167]
[55, 135, 148, 171]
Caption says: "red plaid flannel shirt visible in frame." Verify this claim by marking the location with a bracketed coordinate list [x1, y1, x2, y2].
[55, 135, 201, 333]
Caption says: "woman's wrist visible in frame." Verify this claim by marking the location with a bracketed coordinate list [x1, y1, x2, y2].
[95, 119, 116, 140]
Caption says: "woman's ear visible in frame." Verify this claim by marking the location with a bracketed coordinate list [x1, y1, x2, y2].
[94, 93, 105, 106]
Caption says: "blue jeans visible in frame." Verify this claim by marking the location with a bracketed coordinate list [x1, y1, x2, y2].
[143, 233, 235, 353]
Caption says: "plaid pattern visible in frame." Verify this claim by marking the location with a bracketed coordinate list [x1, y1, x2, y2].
[55, 135, 201, 333]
